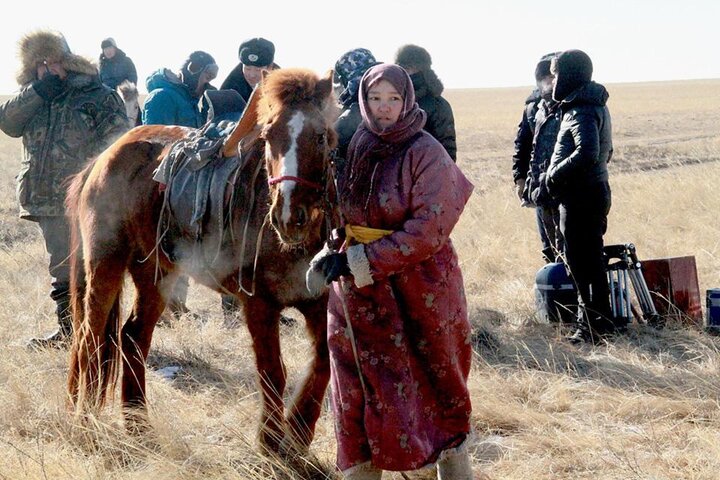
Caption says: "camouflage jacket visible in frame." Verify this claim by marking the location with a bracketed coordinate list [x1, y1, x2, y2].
[0, 72, 128, 219]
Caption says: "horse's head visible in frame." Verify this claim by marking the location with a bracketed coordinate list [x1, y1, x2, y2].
[258, 69, 338, 245]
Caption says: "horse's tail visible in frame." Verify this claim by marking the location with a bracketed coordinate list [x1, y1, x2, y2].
[66, 163, 91, 404]
[65, 161, 123, 408]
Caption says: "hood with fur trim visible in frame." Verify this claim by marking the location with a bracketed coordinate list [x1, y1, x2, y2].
[16, 30, 98, 86]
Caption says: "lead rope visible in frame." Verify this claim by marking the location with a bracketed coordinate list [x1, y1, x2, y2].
[338, 277, 369, 401]
[327, 150, 370, 405]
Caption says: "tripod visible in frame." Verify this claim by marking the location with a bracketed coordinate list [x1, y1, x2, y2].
[604, 243, 662, 327]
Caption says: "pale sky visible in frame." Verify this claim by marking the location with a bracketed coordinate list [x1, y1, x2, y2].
[0, 0, 718, 94]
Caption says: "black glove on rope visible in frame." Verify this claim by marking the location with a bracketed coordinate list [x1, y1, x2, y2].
[33, 74, 64, 101]
[318, 252, 350, 284]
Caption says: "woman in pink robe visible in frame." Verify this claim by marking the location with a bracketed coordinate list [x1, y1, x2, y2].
[307, 63, 474, 479]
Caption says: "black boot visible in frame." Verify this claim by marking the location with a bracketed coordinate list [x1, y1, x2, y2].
[28, 298, 73, 350]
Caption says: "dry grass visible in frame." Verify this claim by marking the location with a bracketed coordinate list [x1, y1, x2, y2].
[0, 79, 719, 479]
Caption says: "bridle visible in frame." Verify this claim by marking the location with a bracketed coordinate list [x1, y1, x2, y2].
[267, 175, 323, 191]
[265, 145, 338, 239]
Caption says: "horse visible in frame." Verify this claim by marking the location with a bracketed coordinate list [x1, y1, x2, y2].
[67, 68, 339, 453]
[116, 80, 141, 127]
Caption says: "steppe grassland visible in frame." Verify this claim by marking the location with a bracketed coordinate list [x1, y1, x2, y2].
[0, 79, 718, 479]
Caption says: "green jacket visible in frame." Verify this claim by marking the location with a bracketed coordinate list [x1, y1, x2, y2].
[0, 72, 128, 219]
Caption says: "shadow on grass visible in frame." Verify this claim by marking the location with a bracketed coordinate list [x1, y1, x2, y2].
[470, 308, 720, 400]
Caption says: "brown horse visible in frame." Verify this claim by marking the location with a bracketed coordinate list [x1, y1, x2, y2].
[66, 68, 338, 453]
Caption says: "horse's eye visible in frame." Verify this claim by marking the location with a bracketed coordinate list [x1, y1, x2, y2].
[317, 133, 326, 146]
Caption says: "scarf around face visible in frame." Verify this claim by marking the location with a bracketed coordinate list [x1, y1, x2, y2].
[342, 63, 427, 208]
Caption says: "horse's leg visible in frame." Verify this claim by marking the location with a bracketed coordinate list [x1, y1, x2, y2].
[72, 251, 127, 411]
[242, 294, 286, 452]
[284, 297, 330, 451]
[120, 261, 168, 431]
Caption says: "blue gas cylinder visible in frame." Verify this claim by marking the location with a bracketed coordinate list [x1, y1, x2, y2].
[535, 262, 578, 323]
[706, 289, 720, 330]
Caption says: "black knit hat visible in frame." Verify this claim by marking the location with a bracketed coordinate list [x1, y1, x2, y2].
[238, 37, 275, 67]
[553, 49, 593, 101]
[534, 52, 559, 82]
[395, 44, 432, 71]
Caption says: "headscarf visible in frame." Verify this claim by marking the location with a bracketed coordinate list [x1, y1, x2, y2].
[341, 63, 427, 205]
[357, 63, 426, 142]
[334, 48, 377, 108]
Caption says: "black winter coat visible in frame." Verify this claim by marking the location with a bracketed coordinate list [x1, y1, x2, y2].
[525, 99, 561, 206]
[512, 89, 541, 182]
[99, 49, 138, 89]
[410, 71, 457, 161]
[335, 102, 361, 161]
[220, 64, 254, 103]
[546, 81, 613, 200]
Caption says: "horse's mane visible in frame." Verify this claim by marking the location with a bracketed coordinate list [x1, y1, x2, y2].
[117, 80, 139, 102]
[258, 68, 337, 125]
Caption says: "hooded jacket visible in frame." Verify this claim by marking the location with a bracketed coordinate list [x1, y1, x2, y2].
[546, 81, 613, 199]
[0, 30, 129, 219]
[409, 71, 457, 161]
[142, 68, 205, 127]
[99, 48, 138, 89]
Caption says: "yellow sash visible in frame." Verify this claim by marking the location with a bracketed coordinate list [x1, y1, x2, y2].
[344, 224, 393, 244]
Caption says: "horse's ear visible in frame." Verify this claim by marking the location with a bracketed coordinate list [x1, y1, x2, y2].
[222, 86, 263, 158]
[314, 69, 334, 105]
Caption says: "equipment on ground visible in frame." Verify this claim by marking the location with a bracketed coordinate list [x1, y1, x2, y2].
[604, 243, 662, 327]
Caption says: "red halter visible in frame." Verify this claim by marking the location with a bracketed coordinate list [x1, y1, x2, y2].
[267, 175, 323, 191]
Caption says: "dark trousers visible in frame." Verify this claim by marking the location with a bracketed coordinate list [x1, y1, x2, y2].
[536, 205, 564, 262]
[37, 216, 72, 330]
[559, 182, 613, 330]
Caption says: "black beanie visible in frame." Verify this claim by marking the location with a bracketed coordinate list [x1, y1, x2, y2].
[552, 49, 593, 101]
[238, 37, 275, 67]
[395, 44, 432, 71]
[534, 52, 559, 82]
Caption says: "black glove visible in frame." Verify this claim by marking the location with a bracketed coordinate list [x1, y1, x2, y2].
[545, 167, 563, 199]
[317, 252, 350, 284]
[532, 173, 551, 205]
[33, 74, 64, 101]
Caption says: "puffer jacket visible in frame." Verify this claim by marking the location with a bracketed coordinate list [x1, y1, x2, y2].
[143, 69, 204, 127]
[0, 72, 128, 219]
[99, 48, 138, 89]
[512, 89, 541, 182]
[524, 98, 561, 206]
[546, 81, 612, 199]
[409, 71, 457, 161]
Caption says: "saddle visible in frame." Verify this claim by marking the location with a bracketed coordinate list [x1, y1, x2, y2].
[154, 90, 260, 267]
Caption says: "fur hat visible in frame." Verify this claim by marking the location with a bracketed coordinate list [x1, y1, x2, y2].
[238, 37, 275, 67]
[395, 44, 432, 71]
[16, 30, 97, 86]
[535, 52, 560, 82]
[101, 37, 117, 49]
